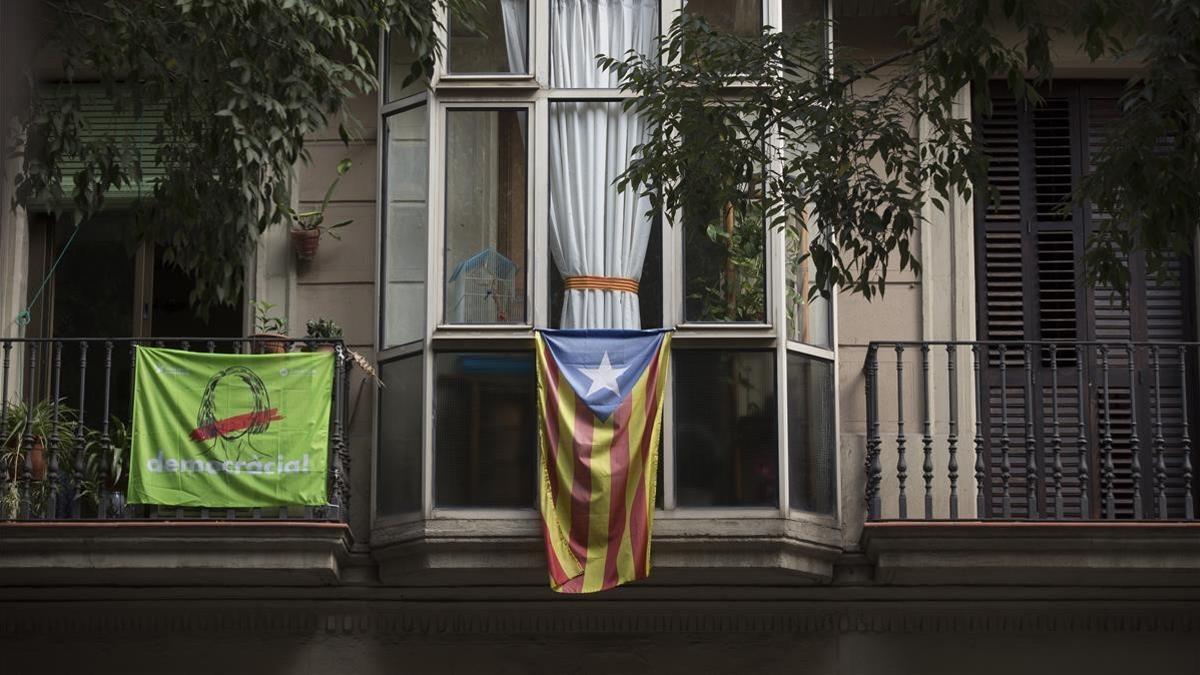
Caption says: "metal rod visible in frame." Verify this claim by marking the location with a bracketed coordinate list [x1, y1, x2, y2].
[0, 341, 11, 518]
[19, 342, 38, 518]
[895, 345, 907, 519]
[1128, 345, 1142, 519]
[947, 344, 959, 520]
[47, 342, 63, 519]
[868, 346, 882, 520]
[1050, 344, 1063, 519]
[1024, 344, 1038, 518]
[1099, 346, 1115, 519]
[999, 345, 1011, 518]
[71, 343, 88, 518]
[973, 345, 986, 518]
[1077, 344, 1090, 518]
[1180, 345, 1194, 520]
[1151, 346, 1167, 518]
[922, 344, 933, 520]
[97, 341, 113, 519]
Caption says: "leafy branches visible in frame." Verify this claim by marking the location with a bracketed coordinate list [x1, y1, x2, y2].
[604, 2, 1167, 300]
[8, 0, 477, 315]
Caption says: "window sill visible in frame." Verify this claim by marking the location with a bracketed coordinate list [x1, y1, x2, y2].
[0, 521, 350, 587]
[370, 515, 842, 586]
[862, 521, 1200, 586]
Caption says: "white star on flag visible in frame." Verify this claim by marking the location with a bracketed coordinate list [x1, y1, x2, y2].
[579, 351, 628, 398]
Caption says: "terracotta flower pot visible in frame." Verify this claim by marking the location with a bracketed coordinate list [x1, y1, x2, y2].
[249, 333, 290, 354]
[291, 228, 321, 261]
[6, 438, 46, 481]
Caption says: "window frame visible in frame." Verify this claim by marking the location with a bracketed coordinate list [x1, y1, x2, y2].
[374, 0, 841, 529]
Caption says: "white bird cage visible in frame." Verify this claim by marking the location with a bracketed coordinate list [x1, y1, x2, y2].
[447, 248, 520, 323]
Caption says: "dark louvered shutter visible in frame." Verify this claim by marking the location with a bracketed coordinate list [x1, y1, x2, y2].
[975, 81, 1195, 519]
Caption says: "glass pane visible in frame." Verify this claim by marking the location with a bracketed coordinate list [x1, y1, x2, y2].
[434, 352, 536, 507]
[786, 222, 831, 347]
[378, 354, 424, 515]
[547, 101, 657, 329]
[682, 193, 767, 323]
[674, 350, 777, 507]
[48, 215, 137, 427]
[383, 106, 429, 347]
[387, 30, 426, 101]
[787, 352, 835, 514]
[551, 0, 659, 88]
[685, 0, 761, 36]
[448, 0, 529, 74]
[444, 109, 528, 324]
[782, 0, 826, 31]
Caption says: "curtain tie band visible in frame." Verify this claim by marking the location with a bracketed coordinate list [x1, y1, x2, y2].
[563, 275, 640, 294]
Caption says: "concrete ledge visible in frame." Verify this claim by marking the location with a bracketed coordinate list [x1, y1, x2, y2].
[371, 517, 842, 586]
[0, 521, 351, 586]
[862, 521, 1200, 586]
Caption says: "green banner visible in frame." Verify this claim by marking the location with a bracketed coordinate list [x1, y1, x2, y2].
[128, 347, 334, 507]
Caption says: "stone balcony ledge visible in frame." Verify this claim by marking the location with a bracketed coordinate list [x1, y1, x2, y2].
[0, 521, 350, 586]
[862, 521, 1200, 586]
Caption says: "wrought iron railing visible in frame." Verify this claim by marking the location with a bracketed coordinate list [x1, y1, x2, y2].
[864, 341, 1197, 521]
[0, 337, 351, 522]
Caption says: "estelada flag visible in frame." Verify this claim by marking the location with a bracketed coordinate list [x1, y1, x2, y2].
[534, 329, 671, 593]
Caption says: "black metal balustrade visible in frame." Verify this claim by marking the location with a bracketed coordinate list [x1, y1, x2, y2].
[0, 337, 351, 522]
[865, 341, 1197, 521]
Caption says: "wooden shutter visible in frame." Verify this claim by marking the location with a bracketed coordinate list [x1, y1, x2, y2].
[975, 81, 1195, 518]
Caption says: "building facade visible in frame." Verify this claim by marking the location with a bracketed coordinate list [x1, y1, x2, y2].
[1, 1, 1198, 673]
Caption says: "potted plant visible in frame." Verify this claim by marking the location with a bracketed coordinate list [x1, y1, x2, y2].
[305, 318, 343, 352]
[2, 400, 77, 482]
[288, 158, 354, 261]
[249, 300, 289, 354]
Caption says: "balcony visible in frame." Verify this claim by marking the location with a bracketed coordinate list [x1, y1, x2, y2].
[0, 337, 353, 586]
[859, 340, 1200, 585]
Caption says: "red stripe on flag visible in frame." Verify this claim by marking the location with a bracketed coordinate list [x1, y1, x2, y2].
[602, 392, 634, 589]
[629, 348, 662, 578]
[540, 340, 564, 510]
[189, 409, 283, 442]
[541, 521, 570, 588]
[568, 389, 594, 566]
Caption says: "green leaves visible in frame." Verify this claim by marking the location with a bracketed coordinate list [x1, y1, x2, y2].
[606, 3, 1179, 301]
[9, 0, 473, 316]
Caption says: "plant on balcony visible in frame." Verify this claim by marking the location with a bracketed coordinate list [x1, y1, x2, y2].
[249, 300, 289, 354]
[1, 400, 79, 516]
[288, 159, 354, 261]
[1, 400, 77, 482]
[305, 318, 343, 353]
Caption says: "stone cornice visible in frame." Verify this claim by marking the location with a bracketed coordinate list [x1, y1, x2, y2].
[863, 521, 1200, 586]
[1, 600, 1198, 637]
[0, 521, 351, 586]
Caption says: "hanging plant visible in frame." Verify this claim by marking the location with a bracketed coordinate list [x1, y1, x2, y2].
[288, 158, 354, 261]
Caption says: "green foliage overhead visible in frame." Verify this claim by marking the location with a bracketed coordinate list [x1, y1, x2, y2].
[8, 0, 478, 315]
[604, 1, 1185, 300]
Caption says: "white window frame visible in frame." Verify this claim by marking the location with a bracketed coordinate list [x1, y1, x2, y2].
[373, 0, 841, 530]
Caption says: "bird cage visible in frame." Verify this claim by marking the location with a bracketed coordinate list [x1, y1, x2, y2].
[447, 248, 520, 323]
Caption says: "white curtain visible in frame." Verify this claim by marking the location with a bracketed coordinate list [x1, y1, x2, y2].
[549, 0, 658, 329]
[500, 0, 528, 74]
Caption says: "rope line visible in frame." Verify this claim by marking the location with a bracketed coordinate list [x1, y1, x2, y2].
[13, 219, 85, 327]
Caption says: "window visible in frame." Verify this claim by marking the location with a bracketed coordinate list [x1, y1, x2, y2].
[376, 1, 839, 526]
[382, 104, 429, 348]
[674, 350, 777, 507]
[443, 108, 528, 324]
[787, 353, 835, 513]
[434, 352, 537, 507]
[378, 354, 423, 516]
[685, 0, 762, 36]
[975, 81, 1195, 519]
[448, 0, 529, 74]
